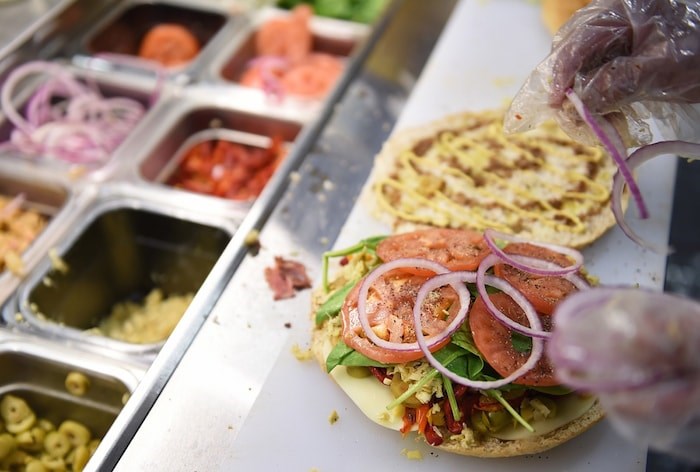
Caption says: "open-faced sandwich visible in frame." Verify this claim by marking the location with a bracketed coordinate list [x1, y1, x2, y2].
[363, 109, 621, 248]
[311, 228, 604, 457]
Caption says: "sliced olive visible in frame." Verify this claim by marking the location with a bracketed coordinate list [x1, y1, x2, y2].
[389, 377, 422, 408]
[44, 431, 71, 458]
[345, 366, 371, 378]
[26, 459, 49, 472]
[0, 433, 17, 460]
[70, 444, 91, 472]
[58, 420, 91, 448]
[64, 372, 91, 397]
[16, 426, 46, 452]
[0, 395, 35, 428]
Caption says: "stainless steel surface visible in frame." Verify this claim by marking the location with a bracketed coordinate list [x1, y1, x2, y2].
[0, 0, 77, 59]
[111, 1, 456, 470]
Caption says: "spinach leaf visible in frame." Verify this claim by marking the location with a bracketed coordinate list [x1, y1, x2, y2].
[511, 331, 533, 353]
[325, 340, 387, 372]
[315, 280, 357, 326]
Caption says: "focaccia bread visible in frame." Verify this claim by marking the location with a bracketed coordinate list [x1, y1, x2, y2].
[363, 109, 621, 248]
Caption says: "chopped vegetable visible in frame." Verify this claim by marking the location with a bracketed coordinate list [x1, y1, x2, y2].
[167, 136, 286, 201]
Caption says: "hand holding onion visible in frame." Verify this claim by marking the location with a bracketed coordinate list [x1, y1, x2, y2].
[549, 287, 700, 463]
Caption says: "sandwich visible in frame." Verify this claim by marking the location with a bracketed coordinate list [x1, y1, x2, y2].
[311, 227, 603, 457]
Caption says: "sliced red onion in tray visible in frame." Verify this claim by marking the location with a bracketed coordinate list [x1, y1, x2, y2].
[413, 270, 545, 390]
[565, 89, 649, 219]
[549, 287, 700, 393]
[483, 228, 583, 276]
[612, 141, 700, 253]
[356, 257, 471, 353]
[1, 60, 146, 166]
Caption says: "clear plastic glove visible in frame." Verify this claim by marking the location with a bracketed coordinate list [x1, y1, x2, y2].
[549, 287, 700, 463]
[505, 0, 700, 145]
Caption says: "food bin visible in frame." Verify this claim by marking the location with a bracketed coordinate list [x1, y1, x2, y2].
[0, 334, 141, 469]
[86, 2, 227, 70]
[3, 194, 232, 362]
[0, 61, 157, 178]
[218, 7, 369, 99]
[138, 106, 302, 202]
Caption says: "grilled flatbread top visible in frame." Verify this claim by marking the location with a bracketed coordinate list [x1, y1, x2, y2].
[364, 109, 620, 248]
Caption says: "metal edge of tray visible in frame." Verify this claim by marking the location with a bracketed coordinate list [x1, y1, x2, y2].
[97, 0, 459, 470]
[0, 0, 79, 60]
[2, 181, 239, 364]
[85, 1, 408, 469]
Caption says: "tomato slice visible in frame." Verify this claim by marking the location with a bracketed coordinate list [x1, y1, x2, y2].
[138, 24, 200, 67]
[493, 243, 577, 315]
[376, 228, 490, 274]
[469, 293, 557, 387]
[341, 270, 460, 364]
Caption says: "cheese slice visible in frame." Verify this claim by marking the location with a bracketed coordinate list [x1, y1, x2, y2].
[324, 336, 596, 439]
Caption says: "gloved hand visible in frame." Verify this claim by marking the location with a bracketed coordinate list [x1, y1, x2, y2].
[549, 287, 700, 464]
[505, 0, 700, 145]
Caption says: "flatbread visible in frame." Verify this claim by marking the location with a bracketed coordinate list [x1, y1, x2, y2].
[363, 109, 621, 248]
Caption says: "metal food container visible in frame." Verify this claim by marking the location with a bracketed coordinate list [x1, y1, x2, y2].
[69, 0, 244, 82]
[0, 61, 158, 181]
[0, 164, 72, 306]
[3, 191, 233, 362]
[139, 105, 303, 201]
[211, 6, 369, 99]
[0, 333, 142, 464]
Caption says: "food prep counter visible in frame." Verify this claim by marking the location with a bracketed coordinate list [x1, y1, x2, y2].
[0, 1, 696, 471]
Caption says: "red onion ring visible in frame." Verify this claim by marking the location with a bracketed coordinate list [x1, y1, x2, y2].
[612, 141, 700, 253]
[483, 228, 583, 276]
[413, 270, 545, 390]
[1, 60, 146, 166]
[565, 89, 649, 219]
[356, 257, 471, 353]
[476, 254, 550, 339]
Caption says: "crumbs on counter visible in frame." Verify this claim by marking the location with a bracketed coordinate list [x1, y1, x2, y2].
[264, 256, 311, 300]
[328, 410, 339, 425]
[401, 448, 423, 461]
[291, 343, 312, 361]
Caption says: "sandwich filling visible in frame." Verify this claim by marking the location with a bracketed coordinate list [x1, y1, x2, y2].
[313, 229, 600, 452]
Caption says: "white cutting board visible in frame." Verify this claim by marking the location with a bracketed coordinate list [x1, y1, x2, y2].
[229, 0, 674, 469]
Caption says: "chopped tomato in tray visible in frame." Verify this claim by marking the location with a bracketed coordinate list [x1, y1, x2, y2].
[166, 136, 286, 201]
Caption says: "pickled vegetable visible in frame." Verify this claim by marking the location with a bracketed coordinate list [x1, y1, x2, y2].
[0, 194, 47, 276]
[0, 394, 100, 471]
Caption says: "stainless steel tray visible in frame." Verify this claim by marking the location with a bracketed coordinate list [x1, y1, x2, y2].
[0, 0, 394, 470]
